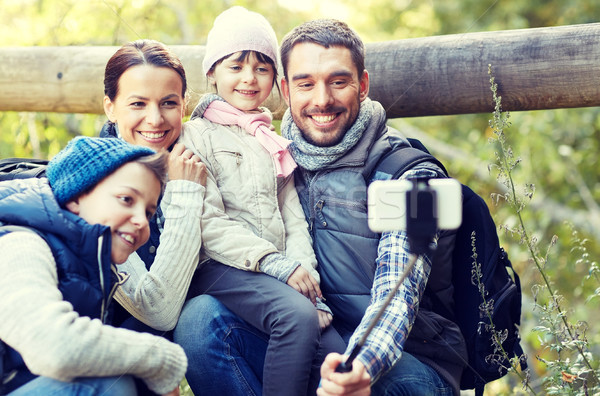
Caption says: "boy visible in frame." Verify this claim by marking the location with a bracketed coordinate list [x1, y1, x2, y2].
[0, 136, 186, 396]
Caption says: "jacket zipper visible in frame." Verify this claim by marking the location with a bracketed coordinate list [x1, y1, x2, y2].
[108, 265, 128, 304]
[96, 235, 107, 323]
[217, 150, 243, 165]
[307, 170, 323, 232]
[315, 199, 327, 227]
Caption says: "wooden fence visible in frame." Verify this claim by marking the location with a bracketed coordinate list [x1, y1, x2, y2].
[0, 23, 599, 117]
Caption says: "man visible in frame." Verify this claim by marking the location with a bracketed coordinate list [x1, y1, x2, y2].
[175, 18, 467, 396]
[279, 19, 466, 395]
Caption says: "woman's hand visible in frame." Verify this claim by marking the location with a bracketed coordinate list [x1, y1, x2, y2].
[168, 143, 207, 186]
[317, 353, 371, 396]
[287, 266, 322, 305]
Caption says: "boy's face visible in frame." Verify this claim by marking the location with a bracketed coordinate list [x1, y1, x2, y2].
[66, 162, 161, 264]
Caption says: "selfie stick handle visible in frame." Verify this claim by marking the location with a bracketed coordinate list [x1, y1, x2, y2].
[335, 253, 420, 373]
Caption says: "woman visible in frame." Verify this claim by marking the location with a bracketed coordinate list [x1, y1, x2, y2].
[98, 40, 207, 396]
[100, 39, 207, 333]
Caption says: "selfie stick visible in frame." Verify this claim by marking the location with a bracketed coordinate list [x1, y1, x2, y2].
[335, 179, 437, 373]
[335, 253, 419, 373]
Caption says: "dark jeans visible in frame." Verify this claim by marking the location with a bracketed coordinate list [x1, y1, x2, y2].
[176, 260, 346, 396]
[175, 294, 454, 396]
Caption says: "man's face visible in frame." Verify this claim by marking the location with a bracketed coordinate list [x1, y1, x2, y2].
[282, 42, 369, 147]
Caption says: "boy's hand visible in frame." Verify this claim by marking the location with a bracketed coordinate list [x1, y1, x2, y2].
[287, 266, 321, 304]
[318, 353, 371, 396]
[168, 143, 207, 186]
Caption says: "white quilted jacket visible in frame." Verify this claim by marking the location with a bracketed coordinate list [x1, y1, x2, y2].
[180, 116, 319, 281]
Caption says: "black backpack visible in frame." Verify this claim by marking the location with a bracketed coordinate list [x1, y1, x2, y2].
[371, 138, 526, 396]
[0, 158, 48, 181]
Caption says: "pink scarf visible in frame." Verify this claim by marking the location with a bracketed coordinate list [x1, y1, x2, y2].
[203, 100, 297, 177]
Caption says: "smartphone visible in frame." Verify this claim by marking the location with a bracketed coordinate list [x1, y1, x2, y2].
[367, 178, 462, 232]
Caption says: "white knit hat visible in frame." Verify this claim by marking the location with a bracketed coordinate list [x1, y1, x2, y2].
[202, 6, 279, 76]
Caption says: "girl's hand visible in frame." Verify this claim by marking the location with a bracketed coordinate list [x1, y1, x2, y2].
[168, 143, 207, 186]
[318, 353, 371, 396]
[317, 309, 333, 329]
[161, 386, 180, 396]
[287, 266, 322, 305]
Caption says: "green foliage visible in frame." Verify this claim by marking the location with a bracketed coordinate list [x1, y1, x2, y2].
[483, 65, 600, 396]
[0, 0, 328, 155]
[0, 111, 101, 159]
[179, 377, 193, 396]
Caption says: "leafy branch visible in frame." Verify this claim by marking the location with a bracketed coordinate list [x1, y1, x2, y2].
[487, 64, 599, 394]
[470, 231, 536, 395]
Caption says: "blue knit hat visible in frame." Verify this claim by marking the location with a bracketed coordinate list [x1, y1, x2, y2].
[47, 136, 155, 206]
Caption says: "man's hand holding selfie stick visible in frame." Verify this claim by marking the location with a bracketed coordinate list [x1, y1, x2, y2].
[318, 178, 461, 396]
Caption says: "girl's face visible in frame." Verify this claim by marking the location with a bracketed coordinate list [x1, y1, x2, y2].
[103, 65, 185, 152]
[208, 52, 275, 113]
[66, 162, 161, 264]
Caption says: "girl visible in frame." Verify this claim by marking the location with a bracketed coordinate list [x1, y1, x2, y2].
[0, 136, 185, 396]
[100, 39, 207, 334]
[178, 6, 344, 396]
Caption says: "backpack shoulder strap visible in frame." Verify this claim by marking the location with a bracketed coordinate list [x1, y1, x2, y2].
[0, 158, 47, 180]
[371, 138, 448, 181]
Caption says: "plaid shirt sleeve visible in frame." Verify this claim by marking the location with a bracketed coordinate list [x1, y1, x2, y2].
[345, 165, 441, 382]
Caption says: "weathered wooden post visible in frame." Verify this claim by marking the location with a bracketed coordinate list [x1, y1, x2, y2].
[0, 45, 206, 115]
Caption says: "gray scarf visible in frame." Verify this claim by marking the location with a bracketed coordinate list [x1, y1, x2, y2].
[281, 98, 374, 171]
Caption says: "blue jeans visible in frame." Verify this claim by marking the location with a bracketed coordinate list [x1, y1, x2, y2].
[174, 294, 265, 395]
[174, 294, 345, 396]
[175, 295, 454, 396]
[8, 375, 137, 395]
[371, 352, 454, 396]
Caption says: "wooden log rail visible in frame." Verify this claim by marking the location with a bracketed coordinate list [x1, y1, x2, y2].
[0, 23, 599, 117]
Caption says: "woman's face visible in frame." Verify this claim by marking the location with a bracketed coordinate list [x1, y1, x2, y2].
[104, 65, 185, 151]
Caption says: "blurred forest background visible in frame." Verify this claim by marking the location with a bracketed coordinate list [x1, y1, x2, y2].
[1, 0, 599, 394]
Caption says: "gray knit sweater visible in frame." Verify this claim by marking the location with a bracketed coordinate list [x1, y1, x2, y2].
[0, 231, 187, 394]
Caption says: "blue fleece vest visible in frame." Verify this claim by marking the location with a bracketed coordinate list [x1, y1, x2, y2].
[0, 178, 113, 394]
[294, 125, 408, 337]
[295, 124, 467, 394]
